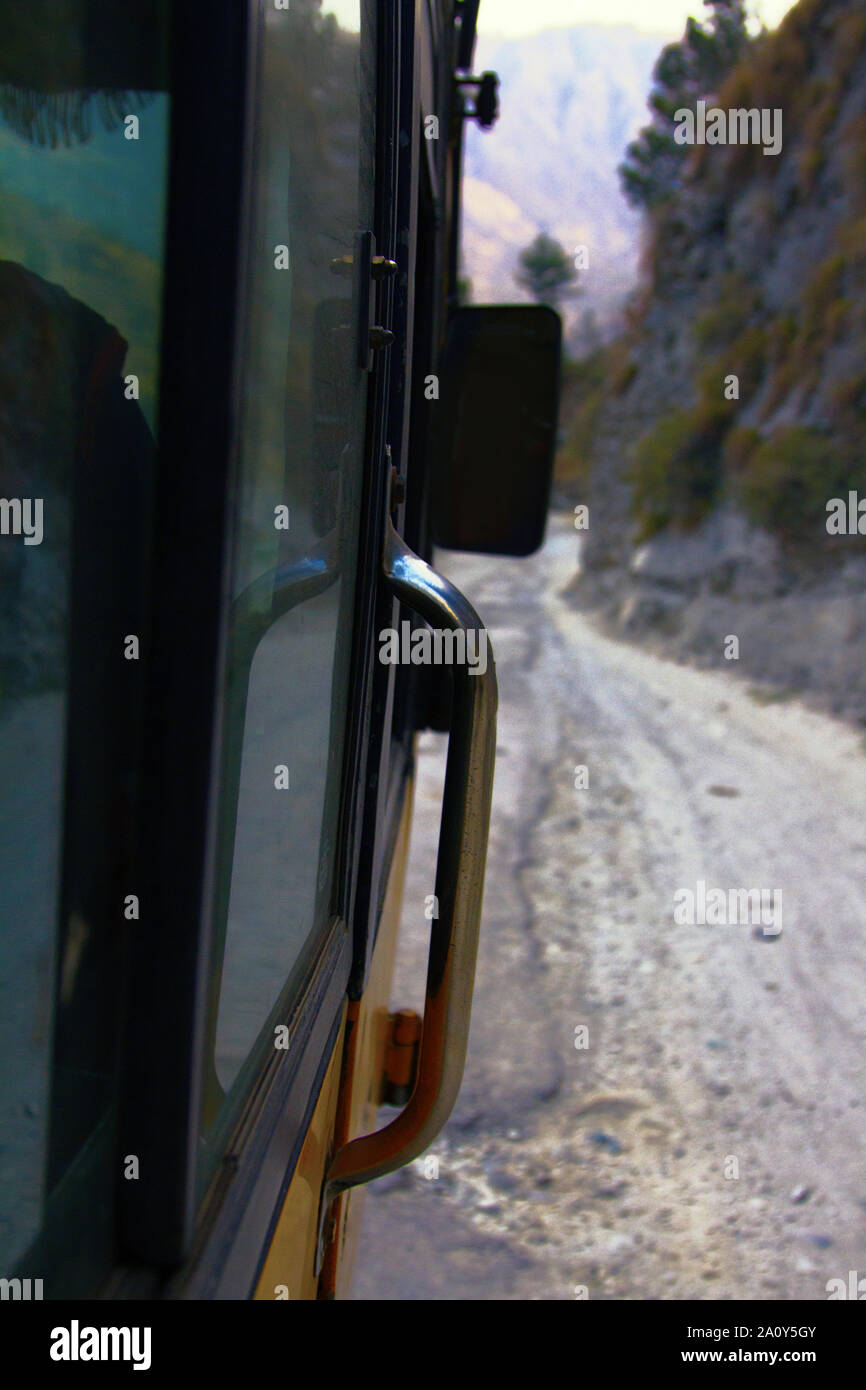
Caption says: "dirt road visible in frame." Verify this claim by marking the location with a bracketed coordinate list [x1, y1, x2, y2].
[350, 512, 866, 1301]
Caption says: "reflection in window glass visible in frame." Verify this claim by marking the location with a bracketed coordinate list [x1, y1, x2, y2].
[0, 13, 169, 1274]
[201, 0, 374, 1169]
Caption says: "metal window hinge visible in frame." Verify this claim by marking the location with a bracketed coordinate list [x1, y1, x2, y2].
[329, 235, 398, 367]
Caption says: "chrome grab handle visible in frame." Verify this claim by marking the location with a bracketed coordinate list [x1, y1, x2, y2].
[317, 515, 497, 1262]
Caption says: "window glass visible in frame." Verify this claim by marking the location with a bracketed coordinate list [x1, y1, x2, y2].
[0, 7, 170, 1277]
[200, 0, 374, 1169]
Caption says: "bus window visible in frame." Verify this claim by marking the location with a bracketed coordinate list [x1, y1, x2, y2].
[0, 4, 170, 1286]
[199, 0, 374, 1183]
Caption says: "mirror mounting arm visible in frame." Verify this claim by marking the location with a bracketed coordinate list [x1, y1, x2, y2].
[455, 71, 499, 129]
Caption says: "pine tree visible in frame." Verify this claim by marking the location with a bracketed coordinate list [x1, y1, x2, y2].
[515, 232, 576, 310]
[619, 0, 751, 210]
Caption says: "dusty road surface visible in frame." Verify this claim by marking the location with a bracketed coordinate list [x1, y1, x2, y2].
[349, 512, 866, 1301]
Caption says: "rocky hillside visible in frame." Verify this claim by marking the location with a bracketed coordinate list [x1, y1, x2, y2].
[462, 23, 670, 348]
[559, 0, 866, 722]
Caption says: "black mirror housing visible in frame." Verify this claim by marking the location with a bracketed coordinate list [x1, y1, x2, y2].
[431, 304, 562, 557]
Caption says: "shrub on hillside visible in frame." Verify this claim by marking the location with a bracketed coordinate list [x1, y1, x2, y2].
[737, 426, 866, 537]
[698, 325, 767, 406]
[630, 401, 730, 538]
[555, 350, 608, 487]
[722, 425, 761, 475]
[832, 7, 866, 83]
[693, 273, 761, 346]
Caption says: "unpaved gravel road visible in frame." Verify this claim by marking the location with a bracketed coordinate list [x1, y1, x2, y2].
[349, 512, 866, 1301]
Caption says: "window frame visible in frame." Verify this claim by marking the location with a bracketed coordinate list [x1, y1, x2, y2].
[115, 0, 259, 1273]
[6, 0, 466, 1299]
[117, 0, 400, 1294]
[344, 0, 450, 999]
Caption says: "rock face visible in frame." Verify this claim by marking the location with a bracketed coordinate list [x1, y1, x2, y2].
[565, 0, 866, 723]
[630, 508, 782, 598]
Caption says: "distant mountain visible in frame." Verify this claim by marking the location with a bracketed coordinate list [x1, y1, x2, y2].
[461, 23, 673, 348]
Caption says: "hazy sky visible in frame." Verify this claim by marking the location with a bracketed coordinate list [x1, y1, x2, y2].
[477, 0, 799, 37]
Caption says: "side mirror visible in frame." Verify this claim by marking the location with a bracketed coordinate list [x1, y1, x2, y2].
[431, 304, 562, 557]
